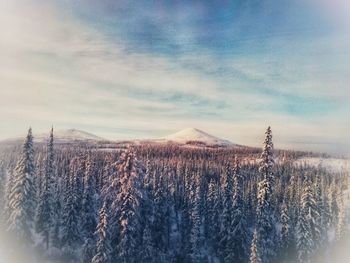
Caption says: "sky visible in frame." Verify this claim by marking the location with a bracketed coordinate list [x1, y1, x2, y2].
[0, 0, 349, 154]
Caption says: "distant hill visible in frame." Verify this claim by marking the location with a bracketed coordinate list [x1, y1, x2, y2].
[157, 127, 237, 147]
[1, 129, 106, 144]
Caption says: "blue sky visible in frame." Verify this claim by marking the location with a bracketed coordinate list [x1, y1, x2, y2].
[0, 0, 349, 154]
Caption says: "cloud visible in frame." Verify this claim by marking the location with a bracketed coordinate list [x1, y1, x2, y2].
[0, 0, 349, 154]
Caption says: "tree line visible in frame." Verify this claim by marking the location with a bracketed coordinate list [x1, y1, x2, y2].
[0, 126, 348, 263]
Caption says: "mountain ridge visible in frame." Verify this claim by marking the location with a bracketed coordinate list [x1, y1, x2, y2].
[160, 127, 235, 146]
[1, 128, 106, 143]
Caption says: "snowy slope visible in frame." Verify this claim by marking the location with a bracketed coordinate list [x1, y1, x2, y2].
[2, 129, 105, 144]
[294, 157, 350, 173]
[160, 128, 234, 146]
[37, 129, 105, 143]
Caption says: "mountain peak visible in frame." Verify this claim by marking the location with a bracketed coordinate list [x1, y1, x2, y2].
[54, 128, 103, 140]
[162, 128, 233, 146]
[180, 127, 203, 133]
[44, 128, 105, 142]
[1, 128, 105, 144]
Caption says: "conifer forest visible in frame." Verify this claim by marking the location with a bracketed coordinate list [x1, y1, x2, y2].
[0, 127, 348, 263]
[2, 0, 350, 262]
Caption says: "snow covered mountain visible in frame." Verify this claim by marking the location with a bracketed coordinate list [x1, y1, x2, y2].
[40, 129, 105, 142]
[1, 129, 105, 144]
[160, 127, 234, 146]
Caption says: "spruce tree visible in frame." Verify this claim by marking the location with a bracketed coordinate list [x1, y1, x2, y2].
[36, 127, 55, 249]
[82, 155, 98, 262]
[116, 149, 144, 262]
[139, 218, 156, 263]
[61, 158, 81, 256]
[0, 160, 5, 217]
[280, 201, 291, 260]
[139, 164, 156, 263]
[206, 178, 221, 255]
[328, 180, 339, 225]
[304, 175, 319, 251]
[336, 194, 345, 241]
[255, 126, 276, 263]
[153, 175, 167, 255]
[190, 181, 204, 263]
[297, 176, 315, 263]
[314, 175, 326, 248]
[231, 157, 249, 263]
[259, 126, 275, 188]
[3, 169, 14, 224]
[219, 162, 233, 260]
[103, 156, 120, 259]
[51, 154, 61, 249]
[249, 229, 261, 263]
[92, 202, 112, 263]
[297, 209, 313, 263]
[7, 127, 36, 244]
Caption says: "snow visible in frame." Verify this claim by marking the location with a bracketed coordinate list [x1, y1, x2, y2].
[2, 129, 105, 144]
[294, 157, 350, 173]
[160, 128, 234, 146]
[43, 129, 105, 142]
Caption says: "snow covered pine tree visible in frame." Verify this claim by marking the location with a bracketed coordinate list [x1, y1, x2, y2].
[36, 127, 55, 250]
[251, 126, 276, 263]
[7, 127, 36, 245]
[92, 202, 112, 263]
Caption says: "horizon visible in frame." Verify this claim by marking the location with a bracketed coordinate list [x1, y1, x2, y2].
[1, 0, 350, 155]
[2, 126, 348, 156]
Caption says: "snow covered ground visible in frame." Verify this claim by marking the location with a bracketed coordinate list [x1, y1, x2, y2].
[294, 157, 350, 173]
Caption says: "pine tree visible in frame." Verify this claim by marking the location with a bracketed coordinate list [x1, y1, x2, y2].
[81, 155, 97, 241]
[328, 180, 339, 225]
[322, 190, 331, 235]
[153, 174, 168, 255]
[61, 158, 81, 255]
[287, 173, 299, 232]
[336, 193, 345, 241]
[139, 218, 157, 263]
[254, 126, 276, 263]
[231, 157, 249, 263]
[73, 157, 85, 215]
[51, 159, 61, 249]
[82, 155, 98, 262]
[3, 169, 14, 223]
[249, 229, 261, 263]
[304, 175, 319, 251]
[190, 181, 204, 263]
[103, 156, 120, 259]
[7, 127, 36, 244]
[314, 175, 326, 248]
[280, 201, 291, 260]
[297, 176, 315, 263]
[297, 209, 313, 263]
[0, 160, 6, 216]
[206, 178, 221, 255]
[36, 127, 55, 249]
[139, 164, 156, 263]
[100, 156, 115, 203]
[92, 202, 112, 263]
[83, 237, 96, 263]
[116, 149, 144, 262]
[219, 162, 233, 260]
[259, 126, 275, 189]
[35, 154, 44, 203]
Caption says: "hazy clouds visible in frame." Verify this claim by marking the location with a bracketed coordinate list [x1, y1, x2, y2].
[0, 0, 349, 154]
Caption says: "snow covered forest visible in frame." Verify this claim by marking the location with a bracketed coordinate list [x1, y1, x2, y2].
[0, 127, 349, 263]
